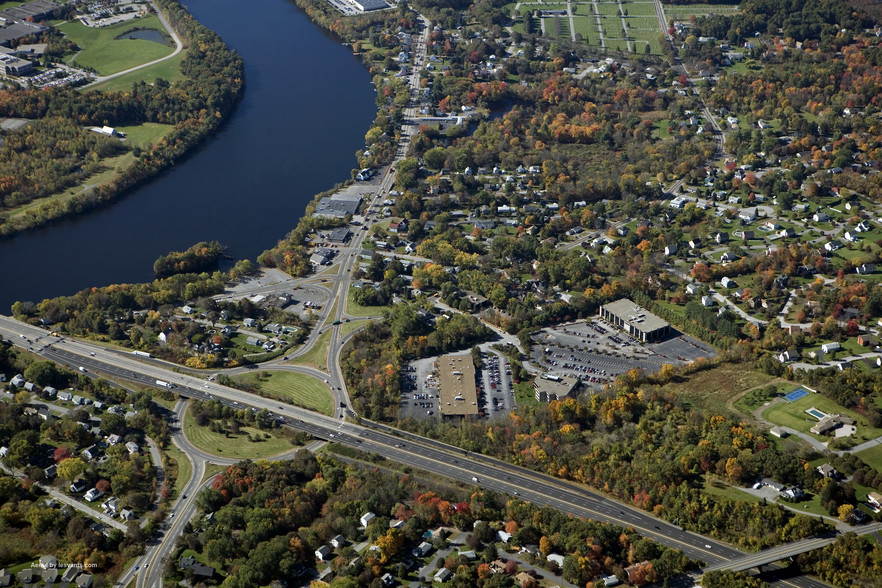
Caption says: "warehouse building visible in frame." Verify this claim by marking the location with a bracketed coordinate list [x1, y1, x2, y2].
[599, 298, 670, 342]
[437, 354, 478, 419]
[352, 0, 388, 11]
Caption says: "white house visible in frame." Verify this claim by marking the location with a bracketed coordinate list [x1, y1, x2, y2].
[721, 277, 736, 289]
[84, 488, 104, 502]
[777, 350, 799, 363]
[701, 295, 715, 307]
[360, 512, 376, 527]
[821, 342, 841, 354]
[813, 212, 830, 223]
[315, 545, 332, 561]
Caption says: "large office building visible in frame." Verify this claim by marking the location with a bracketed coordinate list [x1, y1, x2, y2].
[599, 298, 670, 342]
[437, 354, 478, 418]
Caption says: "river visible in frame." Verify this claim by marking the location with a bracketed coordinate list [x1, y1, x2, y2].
[0, 0, 376, 311]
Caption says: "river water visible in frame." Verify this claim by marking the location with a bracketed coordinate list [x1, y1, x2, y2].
[0, 0, 376, 310]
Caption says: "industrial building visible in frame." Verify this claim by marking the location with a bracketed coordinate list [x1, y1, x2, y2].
[437, 354, 478, 418]
[352, 0, 388, 11]
[313, 193, 362, 218]
[599, 298, 670, 342]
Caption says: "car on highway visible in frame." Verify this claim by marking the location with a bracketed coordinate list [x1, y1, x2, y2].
[705, 544, 712, 549]
[471, 476, 479, 482]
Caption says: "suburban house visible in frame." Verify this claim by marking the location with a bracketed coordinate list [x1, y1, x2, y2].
[820, 342, 841, 354]
[811, 413, 855, 435]
[315, 545, 333, 561]
[360, 512, 376, 527]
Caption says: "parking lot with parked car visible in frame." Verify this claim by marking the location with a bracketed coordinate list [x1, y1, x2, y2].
[532, 318, 716, 385]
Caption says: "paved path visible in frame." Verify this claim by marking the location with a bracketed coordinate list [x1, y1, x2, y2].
[84, 0, 184, 88]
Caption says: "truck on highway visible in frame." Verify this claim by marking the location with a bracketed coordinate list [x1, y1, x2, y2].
[155, 380, 173, 389]
[132, 350, 151, 358]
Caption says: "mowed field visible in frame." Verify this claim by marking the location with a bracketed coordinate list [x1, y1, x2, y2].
[88, 50, 186, 92]
[232, 370, 335, 415]
[59, 14, 174, 75]
[183, 403, 297, 459]
[762, 393, 882, 442]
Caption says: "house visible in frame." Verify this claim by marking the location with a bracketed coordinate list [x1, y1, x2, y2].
[600, 575, 621, 587]
[721, 252, 738, 263]
[81, 445, 99, 461]
[844, 231, 859, 242]
[179, 555, 214, 579]
[9, 374, 24, 388]
[120, 508, 136, 521]
[0, 568, 10, 587]
[814, 212, 831, 223]
[817, 464, 840, 479]
[106, 434, 122, 446]
[547, 553, 565, 567]
[811, 413, 855, 435]
[821, 342, 841, 354]
[858, 334, 878, 347]
[44, 464, 57, 479]
[781, 487, 805, 500]
[701, 295, 715, 307]
[243, 318, 257, 327]
[856, 220, 871, 232]
[330, 535, 346, 549]
[380, 572, 394, 586]
[102, 497, 120, 514]
[41, 567, 58, 585]
[617, 226, 630, 237]
[868, 491, 882, 510]
[70, 479, 86, 493]
[741, 230, 754, 240]
[515, 571, 533, 587]
[84, 488, 104, 502]
[777, 350, 799, 363]
[739, 208, 756, 222]
[778, 227, 796, 238]
[496, 530, 512, 543]
[715, 232, 729, 244]
[434, 568, 453, 583]
[721, 277, 736, 289]
[125, 441, 140, 454]
[458, 550, 477, 561]
[75, 573, 94, 588]
[664, 243, 678, 256]
[43, 386, 56, 398]
[625, 562, 652, 585]
[857, 263, 876, 275]
[686, 283, 701, 295]
[39, 555, 57, 570]
[412, 542, 433, 557]
[360, 512, 376, 527]
[315, 545, 333, 561]
[766, 220, 781, 231]
[389, 219, 409, 234]
[770, 427, 788, 438]
[689, 238, 702, 249]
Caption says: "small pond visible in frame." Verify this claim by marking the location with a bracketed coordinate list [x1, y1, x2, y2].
[116, 28, 167, 44]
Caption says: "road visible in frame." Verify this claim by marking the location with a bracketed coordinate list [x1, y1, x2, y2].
[84, 1, 184, 89]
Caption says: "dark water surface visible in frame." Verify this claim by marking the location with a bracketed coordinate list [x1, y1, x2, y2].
[0, 0, 375, 310]
[117, 28, 168, 43]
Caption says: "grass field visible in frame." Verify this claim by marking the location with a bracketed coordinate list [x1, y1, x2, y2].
[59, 15, 174, 75]
[659, 362, 777, 414]
[341, 319, 370, 338]
[231, 371, 334, 415]
[164, 444, 192, 500]
[762, 393, 882, 441]
[117, 122, 174, 148]
[346, 287, 390, 317]
[703, 478, 761, 504]
[291, 329, 332, 370]
[857, 444, 882, 472]
[182, 403, 296, 459]
[87, 50, 186, 92]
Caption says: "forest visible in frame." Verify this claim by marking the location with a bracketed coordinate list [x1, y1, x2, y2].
[153, 241, 225, 278]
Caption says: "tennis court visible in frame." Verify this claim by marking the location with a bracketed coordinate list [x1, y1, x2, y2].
[784, 388, 809, 402]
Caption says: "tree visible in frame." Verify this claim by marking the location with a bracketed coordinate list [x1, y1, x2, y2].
[838, 504, 854, 522]
[23, 360, 65, 388]
[57, 457, 88, 481]
[54, 447, 72, 462]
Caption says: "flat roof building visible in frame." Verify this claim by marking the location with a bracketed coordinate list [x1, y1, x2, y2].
[313, 193, 362, 218]
[438, 354, 478, 418]
[352, 0, 388, 11]
[534, 374, 580, 402]
[599, 298, 670, 342]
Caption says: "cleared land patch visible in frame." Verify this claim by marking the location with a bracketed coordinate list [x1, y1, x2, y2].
[59, 15, 174, 75]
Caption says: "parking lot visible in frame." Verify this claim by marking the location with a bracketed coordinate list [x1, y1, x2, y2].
[532, 318, 716, 386]
[400, 351, 515, 421]
[480, 350, 515, 419]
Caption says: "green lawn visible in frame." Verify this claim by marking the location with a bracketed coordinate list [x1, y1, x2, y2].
[762, 393, 882, 442]
[346, 287, 390, 317]
[703, 478, 761, 504]
[59, 15, 174, 75]
[290, 329, 332, 370]
[514, 380, 540, 408]
[231, 370, 334, 415]
[164, 444, 192, 500]
[87, 50, 186, 92]
[341, 319, 370, 338]
[117, 122, 174, 148]
[658, 362, 777, 414]
[182, 403, 297, 459]
[857, 444, 882, 472]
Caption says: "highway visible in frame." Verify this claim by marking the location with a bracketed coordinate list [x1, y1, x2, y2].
[0, 315, 836, 587]
[0, 11, 836, 588]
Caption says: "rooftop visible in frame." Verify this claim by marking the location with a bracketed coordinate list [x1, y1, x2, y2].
[437, 354, 478, 417]
[601, 298, 669, 333]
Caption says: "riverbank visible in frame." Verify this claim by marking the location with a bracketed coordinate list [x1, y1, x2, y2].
[0, 0, 244, 239]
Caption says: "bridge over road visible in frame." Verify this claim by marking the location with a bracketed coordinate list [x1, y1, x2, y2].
[703, 525, 882, 574]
